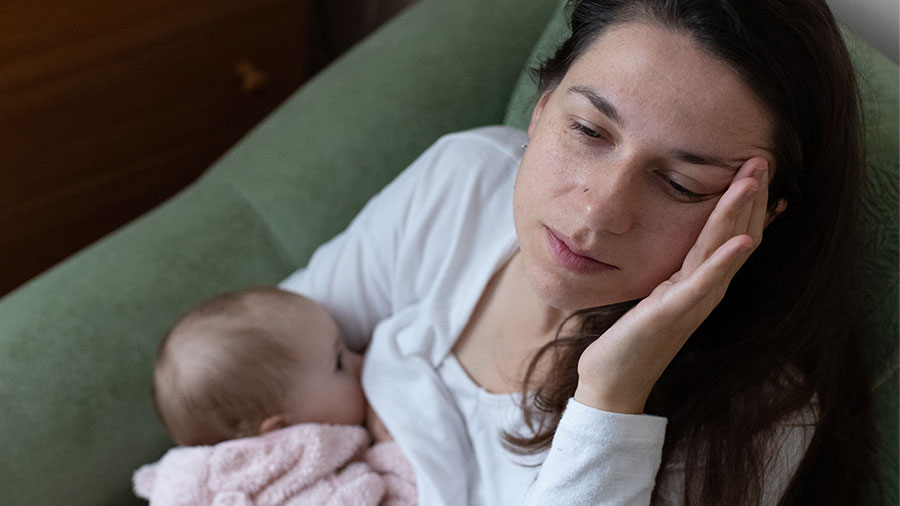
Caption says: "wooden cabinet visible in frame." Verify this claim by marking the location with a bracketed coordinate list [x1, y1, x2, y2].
[1, 0, 314, 294]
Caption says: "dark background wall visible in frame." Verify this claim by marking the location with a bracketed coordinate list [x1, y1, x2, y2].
[1, 0, 417, 296]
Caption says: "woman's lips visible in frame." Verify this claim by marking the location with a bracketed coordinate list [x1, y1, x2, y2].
[545, 227, 618, 274]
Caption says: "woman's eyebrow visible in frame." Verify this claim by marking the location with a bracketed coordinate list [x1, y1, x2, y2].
[568, 86, 623, 126]
[673, 150, 742, 171]
[568, 85, 750, 171]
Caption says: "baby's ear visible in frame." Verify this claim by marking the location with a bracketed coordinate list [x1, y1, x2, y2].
[258, 414, 288, 435]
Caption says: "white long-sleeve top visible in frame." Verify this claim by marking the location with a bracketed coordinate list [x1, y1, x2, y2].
[280, 126, 815, 506]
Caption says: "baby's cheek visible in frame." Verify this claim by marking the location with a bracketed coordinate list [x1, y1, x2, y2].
[348, 382, 368, 426]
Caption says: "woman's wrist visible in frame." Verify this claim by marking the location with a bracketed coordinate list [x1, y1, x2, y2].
[573, 381, 647, 415]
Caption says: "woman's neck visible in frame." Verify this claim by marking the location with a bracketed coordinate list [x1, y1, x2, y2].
[497, 250, 570, 348]
[451, 249, 572, 394]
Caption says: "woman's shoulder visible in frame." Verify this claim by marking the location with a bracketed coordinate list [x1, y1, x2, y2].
[418, 126, 527, 179]
[431, 125, 528, 160]
[428, 125, 528, 173]
[403, 125, 526, 204]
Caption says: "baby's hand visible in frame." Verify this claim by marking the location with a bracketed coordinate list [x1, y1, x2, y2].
[366, 405, 394, 443]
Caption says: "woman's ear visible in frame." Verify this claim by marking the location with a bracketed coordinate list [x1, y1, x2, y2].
[258, 414, 288, 435]
[764, 199, 788, 228]
[527, 90, 553, 139]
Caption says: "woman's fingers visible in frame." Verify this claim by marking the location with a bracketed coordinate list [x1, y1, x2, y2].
[687, 234, 754, 310]
[575, 232, 755, 413]
[682, 158, 765, 274]
[746, 164, 771, 245]
[731, 169, 760, 237]
[674, 159, 769, 318]
[575, 159, 772, 414]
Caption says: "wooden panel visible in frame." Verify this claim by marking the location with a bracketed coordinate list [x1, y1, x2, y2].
[0, 0, 312, 294]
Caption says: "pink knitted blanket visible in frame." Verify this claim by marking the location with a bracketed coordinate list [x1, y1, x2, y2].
[133, 424, 417, 505]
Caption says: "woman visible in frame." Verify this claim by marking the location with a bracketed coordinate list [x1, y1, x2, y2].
[281, 0, 876, 504]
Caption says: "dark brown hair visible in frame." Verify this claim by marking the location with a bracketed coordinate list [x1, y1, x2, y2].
[507, 1, 878, 504]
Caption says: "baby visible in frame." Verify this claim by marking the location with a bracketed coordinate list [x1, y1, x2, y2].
[133, 287, 415, 506]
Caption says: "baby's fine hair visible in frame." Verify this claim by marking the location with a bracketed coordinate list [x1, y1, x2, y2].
[153, 287, 306, 446]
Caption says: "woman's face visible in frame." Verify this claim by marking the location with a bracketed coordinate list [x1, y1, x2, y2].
[514, 22, 775, 311]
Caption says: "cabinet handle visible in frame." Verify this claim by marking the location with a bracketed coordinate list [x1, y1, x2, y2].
[235, 60, 269, 94]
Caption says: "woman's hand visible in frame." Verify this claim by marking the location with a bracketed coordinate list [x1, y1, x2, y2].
[573, 157, 773, 414]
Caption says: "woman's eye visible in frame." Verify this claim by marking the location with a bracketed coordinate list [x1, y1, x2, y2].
[666, 178, 708, 202]
[569, 121, 608, 141]
[336, 352, 344, 371]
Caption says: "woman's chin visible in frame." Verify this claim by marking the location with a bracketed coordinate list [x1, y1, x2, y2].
[526, 266, 620, 311]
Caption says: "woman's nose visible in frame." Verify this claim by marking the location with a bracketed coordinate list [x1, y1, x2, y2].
[578, 164, 636, 235]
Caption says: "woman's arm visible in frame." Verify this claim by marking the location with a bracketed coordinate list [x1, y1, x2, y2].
[524, 399, 667, 506]
[525, 398, 816, 506]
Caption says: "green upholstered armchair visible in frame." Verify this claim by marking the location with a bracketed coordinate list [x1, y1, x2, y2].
[0, 0, 895, 504]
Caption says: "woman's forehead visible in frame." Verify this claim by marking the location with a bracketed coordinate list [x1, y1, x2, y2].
[560, 22, 774, 153]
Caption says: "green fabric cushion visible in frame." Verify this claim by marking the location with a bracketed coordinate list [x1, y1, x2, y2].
[503, 3, 900, 504]
[503, 0, 572, 131]
[843, 30, 900, 506]
[0, 0, 558, 504]
[0, 182, 295, 505]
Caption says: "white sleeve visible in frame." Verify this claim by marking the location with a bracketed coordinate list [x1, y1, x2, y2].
[553, 398, 816, 506]
[279, 142, 434, 351]
[524, 399, 668, 506]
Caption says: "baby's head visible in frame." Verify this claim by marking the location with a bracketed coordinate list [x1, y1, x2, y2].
[153, 287, 366, 446]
